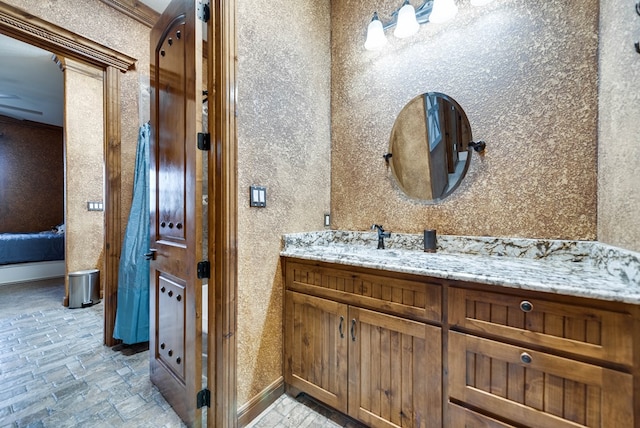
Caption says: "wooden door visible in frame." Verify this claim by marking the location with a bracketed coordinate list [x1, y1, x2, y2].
[449, 332, 634, 428]
[348, 307, 442, 428]
[284, 290, 349, 413]
[149, 0, 204, 426]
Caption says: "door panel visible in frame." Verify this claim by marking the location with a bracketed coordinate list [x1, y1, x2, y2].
[284, 291, 349, 413]
[348, 307, 442, 428]
[150, 0, 203, 426]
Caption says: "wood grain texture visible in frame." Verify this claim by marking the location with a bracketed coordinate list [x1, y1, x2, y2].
[348, 307, 441, 427]
[449, 332, 633, 427]
[448, 287, 633, 366]
[285, 259, 442, 323]
[283, 260, 639, 427]
[103, 66, 121, 347]
[284, 291, 348, 413]
[149, 1, 203, 425]
[209, 0, 238, 426]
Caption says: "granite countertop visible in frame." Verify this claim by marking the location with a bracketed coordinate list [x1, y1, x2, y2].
[280, 231, 640, 305]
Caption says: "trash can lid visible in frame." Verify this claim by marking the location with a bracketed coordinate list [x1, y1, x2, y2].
[69, 269, 100, 276]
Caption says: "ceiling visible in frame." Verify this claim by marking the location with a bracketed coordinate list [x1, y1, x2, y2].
[143, 0, 170, 13]
[0, 0, 171, 128]
[0, 34, 64, 127]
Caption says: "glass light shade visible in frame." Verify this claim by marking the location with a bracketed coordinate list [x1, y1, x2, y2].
[365, 14, 388, 50]
[429, 0, 458, 24]
[470, 0, 495, 5]
[394, 2, 420, 39]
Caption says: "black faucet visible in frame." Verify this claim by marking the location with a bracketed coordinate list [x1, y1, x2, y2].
[371, 224, 391, 249]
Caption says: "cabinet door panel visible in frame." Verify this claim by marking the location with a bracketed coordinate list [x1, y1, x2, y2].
[449, 288, 633, 365]
[349, 307, 442, 427]
[449, 332, 633, 428]
[284, 291, 348, 412]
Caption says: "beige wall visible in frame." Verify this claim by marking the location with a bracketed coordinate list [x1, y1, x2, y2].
[597, 0, 640, 252]
[63, 59, 105, 280]
[236, 0, 332, 407]
[331, 0, 599, 240]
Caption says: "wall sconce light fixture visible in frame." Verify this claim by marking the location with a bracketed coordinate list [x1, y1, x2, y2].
[365, 0, 495, 51]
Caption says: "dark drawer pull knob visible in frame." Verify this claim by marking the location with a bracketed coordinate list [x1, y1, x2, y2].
[520, 352, 532, 364]
[339, 316, 344, 339]
[520, 301, 533, 312]
[351, 319, 357, 342]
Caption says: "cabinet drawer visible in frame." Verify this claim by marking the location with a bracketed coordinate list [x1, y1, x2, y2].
[286, 260, 441, 322]
[448, 287, 633, 366]
[449, 332, 634, 428]
[448, 403, 516, 427]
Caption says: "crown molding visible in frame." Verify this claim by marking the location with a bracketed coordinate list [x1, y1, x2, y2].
[0, 2, 136, 72]
[99, 0, 160, 28]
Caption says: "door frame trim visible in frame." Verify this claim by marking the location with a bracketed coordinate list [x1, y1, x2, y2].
[0, 1, 136, 347]
[0, 3, 135, 71]
[209, 1, 238, 426]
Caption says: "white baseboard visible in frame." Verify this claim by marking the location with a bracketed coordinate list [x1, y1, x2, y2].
[0, 260, 65, 285]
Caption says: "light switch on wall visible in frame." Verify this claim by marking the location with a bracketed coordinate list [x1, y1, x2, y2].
[87, 201, 104, 211]
[249, 185, 266, 207]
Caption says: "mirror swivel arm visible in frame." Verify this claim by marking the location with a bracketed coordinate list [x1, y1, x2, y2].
[468, 140, 486, 153]
[383, 153, 393, 164]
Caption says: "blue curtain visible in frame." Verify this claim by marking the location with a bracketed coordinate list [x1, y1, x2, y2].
[113, 123, 150, 344]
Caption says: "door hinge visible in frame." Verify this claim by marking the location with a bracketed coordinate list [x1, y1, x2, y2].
[197, 133, 210, 151]
[197, 388, 210, 408]
[197, 2, 210, 23]
[197, 261, 210, 279]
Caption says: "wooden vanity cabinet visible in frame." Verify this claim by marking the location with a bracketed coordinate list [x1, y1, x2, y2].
[283, 257, 639, 428]
[448, 286, 636, 428]
[283, 259, 443, 428]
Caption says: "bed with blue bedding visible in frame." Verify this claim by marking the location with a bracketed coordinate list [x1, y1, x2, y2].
[0, 232, 65, 265]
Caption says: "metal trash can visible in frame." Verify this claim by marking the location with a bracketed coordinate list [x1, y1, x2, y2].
[68, 269, 101, 309]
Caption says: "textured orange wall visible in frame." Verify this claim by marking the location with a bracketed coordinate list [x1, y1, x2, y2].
[331, 0, 598, 240]
[236, 0, 332, 407]
[0, 115, 64, 233]
[598, 0, 640, 252]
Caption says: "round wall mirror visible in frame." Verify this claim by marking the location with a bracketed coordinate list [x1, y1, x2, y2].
[388, 92, 476, 202]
